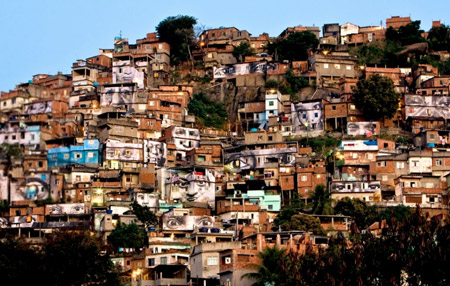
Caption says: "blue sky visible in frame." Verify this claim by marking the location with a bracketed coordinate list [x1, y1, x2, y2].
[1, 0, 449, 92]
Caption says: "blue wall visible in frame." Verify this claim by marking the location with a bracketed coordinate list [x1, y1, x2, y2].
[48, 139, 101, 168]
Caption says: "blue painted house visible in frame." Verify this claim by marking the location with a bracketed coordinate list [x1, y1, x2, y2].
[48, 139, 101, 168]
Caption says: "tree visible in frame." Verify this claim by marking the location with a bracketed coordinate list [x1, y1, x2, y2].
[156, 15, 197, 64]
[352, 74, 401, 121]
[273, 197, 304, 231]
[107, 223, 148, 251]
[279, 214, 326, 235]
[43, 231, 121, 286]
[131, 201, 158, 229]
[334, 198, 378, 230]
[0, 232, 121, 286]
[275, 207, 450, 286]
[386, 20, 427, 46]
[268, 31, 319, 62]
[232, 42, 255, 62]
[241, 245, 288, 286]
[438, 58, 450, 75]
[428, 24, 450, 52]
[310, 184, 334, 215]
[0, 236, 42, 285]
[278, 69, 310, 99]
[350, 40, 387, 66]
[377, 205, 411, 225]
[187, 92, 228, 129]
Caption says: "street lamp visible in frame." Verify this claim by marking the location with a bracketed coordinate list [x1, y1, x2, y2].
[132, 268, 142, 286]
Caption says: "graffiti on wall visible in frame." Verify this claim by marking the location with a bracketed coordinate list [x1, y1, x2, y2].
[105, 142, 142, 161]
[224, 147, 297, 171]
[291, 101, 323, 132]
[143, 140, 166, 168]
[113, 61, 145, 89]
[213, 62, 278, 79]
[330, 181, 381, 193]
[172, 127, 200, 151]
[162, 214, 214, 231]
[133, 192, 159, 209]
[0, 170, 8, 201]
[347, 122, 378, 136]
[10, 215, 38, 228]
[10, 175, 53, 202]
[46, 203, 85, 215]
[24, 101, 52, 114]
[101, 86, 135, 107]
[405, 95, 450, 119]
[165, 169, 215, 205]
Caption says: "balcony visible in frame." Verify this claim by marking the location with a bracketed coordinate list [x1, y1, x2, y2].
[403, 187, 442, 195]
[217, 204, 260, 214]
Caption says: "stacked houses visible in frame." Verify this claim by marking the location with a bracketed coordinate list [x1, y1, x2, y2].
[1, 16, 450, 286]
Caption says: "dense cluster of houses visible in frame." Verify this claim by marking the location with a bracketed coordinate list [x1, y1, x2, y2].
[1, 16, 450, 286]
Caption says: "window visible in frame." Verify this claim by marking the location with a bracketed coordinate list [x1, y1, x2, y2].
[207, 256, 219, 266]
[198, 155, 206, 162]
[346, 65, 352, 70]
[436, 159, 442, 166]
[76, 175, 81, 182]
[352, 153, 358, 159]
[31, 134, 35, 140]
[12, 135, 16, 140]
[378, 161, 386, 167]
[149, 101, 155, 106]
[301, 175, 307, 182]
[38, 161, 43, 168]
[350, 104, 356, 110]
[75, 153, 82, 159]
[332, 105, 336, 110]
[207, 53, 213, 59]
[410, 182, 416, 188]
[324, 64, 329, 69]
[268, 136, 273, 141]
[397, 162, 405, 169]
[334, 64, 340, 69]
[20, 132, 25, 139]
[88, 152, 94, 158]
[268, 205, 273, 210]
[64, 154, 69, 159]
[382, 175, 388, 181]
[160, 257, 167, 265]
[268, 101, 274, 106]
[55, 179, 60, 185]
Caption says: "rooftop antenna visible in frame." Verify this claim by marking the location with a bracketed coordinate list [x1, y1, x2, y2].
[119, 30, 122, 39]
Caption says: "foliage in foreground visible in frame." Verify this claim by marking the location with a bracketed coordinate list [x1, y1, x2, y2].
[246, 208, 450, 286]
[0, 231, 121, 286]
